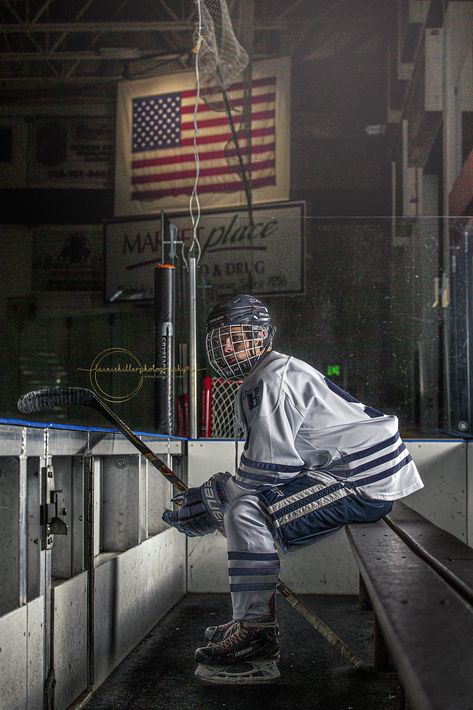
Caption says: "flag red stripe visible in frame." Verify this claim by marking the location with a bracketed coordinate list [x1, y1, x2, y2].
[180, 92, 276, 115]
[132, 142, 275, 169]
[180, 108, 274, 131]
[131, 176, 276, 200]
[132, 158, 275, 185]
[132, 126, 275, 154]
[179, 126, 274, 147]
[179, 76, 276, 100]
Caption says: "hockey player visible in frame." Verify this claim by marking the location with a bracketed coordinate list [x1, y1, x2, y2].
[163, 294, 424, 685]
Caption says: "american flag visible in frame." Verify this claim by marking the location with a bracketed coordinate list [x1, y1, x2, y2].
[130, 76, 276, 201]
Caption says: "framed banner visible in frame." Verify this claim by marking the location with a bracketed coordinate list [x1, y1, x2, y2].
[114, 57, 291, 216]
[105, 201, 305, 300]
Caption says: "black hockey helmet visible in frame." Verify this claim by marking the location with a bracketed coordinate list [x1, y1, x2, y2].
[205, 294, 274, 379]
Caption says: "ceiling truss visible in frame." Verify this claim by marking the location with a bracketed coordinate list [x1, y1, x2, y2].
[0, 0, 296, 94]
[0, 0, 385, 97]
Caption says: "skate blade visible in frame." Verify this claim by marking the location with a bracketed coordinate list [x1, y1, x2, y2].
[195, 660, 280, 685]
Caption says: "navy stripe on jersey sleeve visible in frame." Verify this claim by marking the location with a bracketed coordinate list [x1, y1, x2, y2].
[241, 454, 303, 473]
[337, 442, 406, 478]
[348, 453, 413, 487]
[341, 432, 401, 465]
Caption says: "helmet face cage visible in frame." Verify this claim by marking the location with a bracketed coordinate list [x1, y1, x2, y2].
[206, 323, 271, 379]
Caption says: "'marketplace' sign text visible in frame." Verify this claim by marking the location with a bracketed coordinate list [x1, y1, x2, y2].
[105, 202, 305, 300]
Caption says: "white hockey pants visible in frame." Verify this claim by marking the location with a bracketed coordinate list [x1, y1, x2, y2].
[223, 494, 279, 621]
[222, 484, 393, 621]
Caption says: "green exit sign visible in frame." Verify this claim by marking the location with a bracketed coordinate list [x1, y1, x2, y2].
[327, 365, 341, 377]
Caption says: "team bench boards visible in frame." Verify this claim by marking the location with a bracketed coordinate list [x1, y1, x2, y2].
[346, 503, 473, 710]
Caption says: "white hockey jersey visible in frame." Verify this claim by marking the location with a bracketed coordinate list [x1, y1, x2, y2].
[232, 350, 424, 501]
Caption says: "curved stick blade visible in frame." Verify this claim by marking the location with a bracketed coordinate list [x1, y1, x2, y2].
[17, 387, 96, 414]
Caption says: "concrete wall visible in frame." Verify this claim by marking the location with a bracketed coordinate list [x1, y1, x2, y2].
[0, 423, 184, 710]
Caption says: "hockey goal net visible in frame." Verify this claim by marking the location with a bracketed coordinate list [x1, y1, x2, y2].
[201, 375, 244, 439]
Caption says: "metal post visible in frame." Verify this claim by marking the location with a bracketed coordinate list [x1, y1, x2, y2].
[42, 429, 55, 710]
[189, 256, 198, 439]
[154, 264, 176, 435]
[85, 456, 95, 691]
[18, 427, 27, 606]
[391, 160, 396, 242]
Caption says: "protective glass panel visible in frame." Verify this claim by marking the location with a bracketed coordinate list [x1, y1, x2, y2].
[0, 216, 466, 438]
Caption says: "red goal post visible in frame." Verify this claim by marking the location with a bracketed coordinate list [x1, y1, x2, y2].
[201, 375, 244, 439]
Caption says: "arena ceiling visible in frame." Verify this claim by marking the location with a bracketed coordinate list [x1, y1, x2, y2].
[0, 0, 391, 201]
[0, 0, 388, 100]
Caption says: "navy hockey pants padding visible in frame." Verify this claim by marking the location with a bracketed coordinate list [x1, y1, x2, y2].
[258, 476, 393, 552]
[223, 477, 392, 621]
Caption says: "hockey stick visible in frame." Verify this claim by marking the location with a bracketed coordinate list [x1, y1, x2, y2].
[17, 386, 363, 668]
[18, 386, 187, 493]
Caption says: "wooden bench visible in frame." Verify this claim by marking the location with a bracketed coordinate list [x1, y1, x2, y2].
[346, 502, 473, 710]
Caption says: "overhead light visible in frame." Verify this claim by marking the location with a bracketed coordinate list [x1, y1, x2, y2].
[98, 48, 142, 60]
[108, 287, 146, 302]
[109, 288, 124, 302]
[364, 124, 386, 136]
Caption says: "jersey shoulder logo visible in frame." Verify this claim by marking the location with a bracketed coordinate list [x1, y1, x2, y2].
[243, 383, 262, 411]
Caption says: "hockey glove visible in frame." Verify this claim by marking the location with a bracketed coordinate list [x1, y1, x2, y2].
[162, 487, 219, 537]
[200, 471, 232, 532]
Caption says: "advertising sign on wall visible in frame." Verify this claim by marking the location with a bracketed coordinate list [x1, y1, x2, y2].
[29, 117, 114, 188]
[32, 225, 103, 291]
[105, 202, 305, 300]
[0, 118, 28, 187]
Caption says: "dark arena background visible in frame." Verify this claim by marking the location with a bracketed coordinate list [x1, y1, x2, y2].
[1, 0, 473, 708]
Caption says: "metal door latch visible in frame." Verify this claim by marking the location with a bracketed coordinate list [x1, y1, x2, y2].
[41, 488, 68, 549]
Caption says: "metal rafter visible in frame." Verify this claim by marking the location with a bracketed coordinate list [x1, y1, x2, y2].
[186, 3, 196, 22]
[63, 0, 132, 78]
[0, 75, 126, 85]
[4, 1, 43, 52]
[157, 0, 180, 23]
[3, 0, 59, 75]
[50, 0, 96, 53]
[140, 0, 182, 59]
[0, 50, 180, 61]
[0, 20, 284, 33]
[0, 1, 287, 92]
[0, 21, 195, 33]
[31, 0, 55, 24]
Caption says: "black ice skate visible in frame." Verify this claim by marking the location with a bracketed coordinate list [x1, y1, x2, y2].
[195, 620, 280, 684]
[204, 619, 239, 643]
[205, 618, 280, 643]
